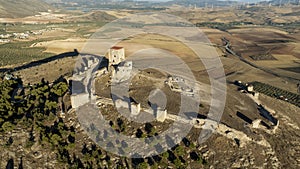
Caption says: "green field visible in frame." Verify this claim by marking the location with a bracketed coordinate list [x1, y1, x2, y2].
[0, 41, 53, 67]
[0, 21, 107, 67]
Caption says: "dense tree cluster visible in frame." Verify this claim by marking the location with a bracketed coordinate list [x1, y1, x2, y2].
[0, 78, 22, 131]
[0, 76, 69, 131]
[0, 75, 207, 168]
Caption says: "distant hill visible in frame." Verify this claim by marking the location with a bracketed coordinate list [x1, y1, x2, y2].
[266, 0, 300, 5]
[0, 0, 53, 18]
[73, 11, 117, 22]
[160, 0, 300, 7]
[162, 0, 240, 7]
[43, 0, 240, 9]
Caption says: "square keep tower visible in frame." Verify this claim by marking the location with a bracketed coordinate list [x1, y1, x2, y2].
[109, 46, 125, 66]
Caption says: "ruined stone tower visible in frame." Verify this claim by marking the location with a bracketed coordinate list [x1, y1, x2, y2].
[108, 46, 125, 67]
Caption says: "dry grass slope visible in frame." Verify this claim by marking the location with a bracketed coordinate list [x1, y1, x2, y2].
[0, 0, 53, 18]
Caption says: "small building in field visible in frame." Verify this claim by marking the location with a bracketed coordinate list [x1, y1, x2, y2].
[247, 85, 254, 92]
